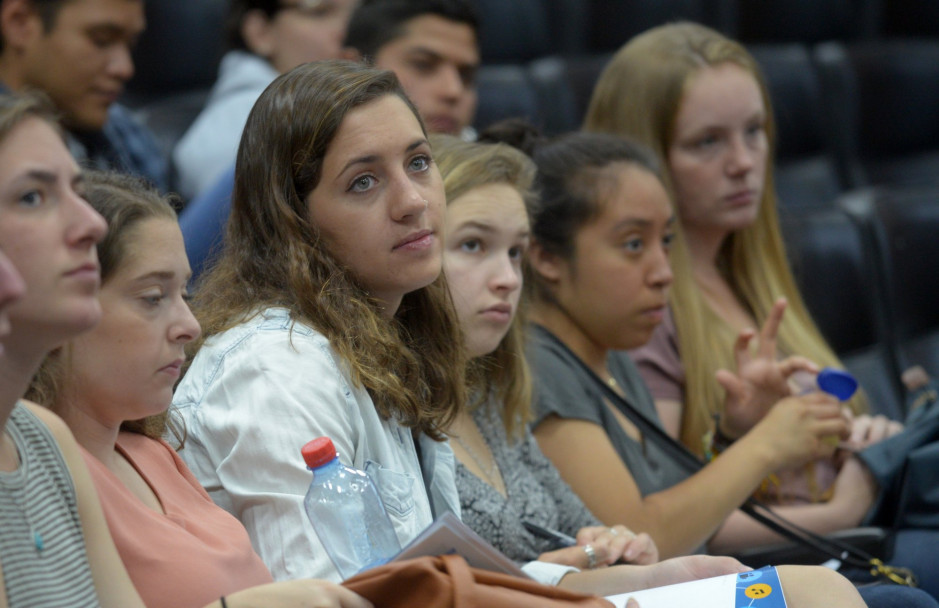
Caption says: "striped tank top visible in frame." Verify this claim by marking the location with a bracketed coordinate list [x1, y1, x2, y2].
[0, 404, 99, 607]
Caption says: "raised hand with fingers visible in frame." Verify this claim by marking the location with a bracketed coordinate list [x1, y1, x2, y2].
[715, 298, 820, 439]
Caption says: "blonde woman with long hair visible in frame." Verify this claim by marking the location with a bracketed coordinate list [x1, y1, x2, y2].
[584, 21, 938, 596]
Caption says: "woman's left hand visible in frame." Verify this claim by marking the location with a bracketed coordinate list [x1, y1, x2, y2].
[537, 525, 658, 569]
[576, 525, 659, 566]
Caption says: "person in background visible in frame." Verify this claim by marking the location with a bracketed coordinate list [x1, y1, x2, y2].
[0, 0, 167, 190]
[27, 170, 372, 608]
[179, 0, 480, 283]
[0, 91, 146, 607]
[583, 22, 939, 598]
[173, 0, 358, 201]
[345, 0, 479, 139]
[434, 133, 659, 570]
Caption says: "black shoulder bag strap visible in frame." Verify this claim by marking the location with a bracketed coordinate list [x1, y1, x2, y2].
[538, 328, 917, 587]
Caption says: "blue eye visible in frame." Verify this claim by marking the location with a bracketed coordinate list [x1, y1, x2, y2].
[349, 175, 376, 193]
[409, 155, 430, 172]
[460, 239, 481, 253]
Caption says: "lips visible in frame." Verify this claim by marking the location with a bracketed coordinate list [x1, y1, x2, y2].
[426, 115, 459, 135]
[393, 229, 434, 251]
[480, 302, 513, 323]
[64, 262, 100, 283]
[159, 358, 184, 377]
[725, 189, 756, 206]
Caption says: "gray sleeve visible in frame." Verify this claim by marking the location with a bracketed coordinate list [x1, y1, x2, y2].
[529, 332, 605, 428]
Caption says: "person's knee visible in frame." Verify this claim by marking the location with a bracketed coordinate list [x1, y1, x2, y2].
[776, 566, 865, 607]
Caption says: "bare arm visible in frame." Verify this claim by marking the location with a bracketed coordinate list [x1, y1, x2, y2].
[25, 403, 145, 608]
[708, 457, 877, 553]
[534, 393, 847, 559]
[653, 398, 683, 439]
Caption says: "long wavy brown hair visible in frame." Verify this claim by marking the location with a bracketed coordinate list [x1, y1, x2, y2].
[192, 60, 466, 440]
[431, 134, 537, 440]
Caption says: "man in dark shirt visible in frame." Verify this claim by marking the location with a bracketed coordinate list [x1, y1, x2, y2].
[0, 0, 167, 189]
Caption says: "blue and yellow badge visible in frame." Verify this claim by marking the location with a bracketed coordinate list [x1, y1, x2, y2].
[736, 567, 787, 608]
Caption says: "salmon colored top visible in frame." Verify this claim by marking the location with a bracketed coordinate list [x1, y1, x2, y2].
[84, 432, 273, 608]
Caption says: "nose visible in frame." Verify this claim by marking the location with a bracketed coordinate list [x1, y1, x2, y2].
[66, 192, 108, 250]
[437, 65, 464, 102]
[726, 133, 756, 176]
[390, 176, 430, 222]
[107, 44, 135, 82]
[647, 242, 673, 289]
[0, 250, 26, 311]
[170, 298, 202, 344]
[490, 253, 521, 295]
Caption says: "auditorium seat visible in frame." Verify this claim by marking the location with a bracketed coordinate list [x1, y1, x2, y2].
[585, 0, 735, 54]
[750, 44, 848, 210]
[736, 0, 879, 44]
[780, 199, 905, 419]
[882, 0, 939, 38]
[868, 187, 939, 383]
[473, 64, 542, 134]
[815, 40, 939, 190]
[474, 0, 551, 64]
[528, 53, 613, 135]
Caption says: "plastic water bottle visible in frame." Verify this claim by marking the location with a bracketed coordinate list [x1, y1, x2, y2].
[301, 437, 401, 579]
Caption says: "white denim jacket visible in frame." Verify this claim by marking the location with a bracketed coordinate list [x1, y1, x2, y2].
[171, 308, 461, 582]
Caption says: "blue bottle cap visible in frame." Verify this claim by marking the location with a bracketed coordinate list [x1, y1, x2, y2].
[816, 367, 858, 401]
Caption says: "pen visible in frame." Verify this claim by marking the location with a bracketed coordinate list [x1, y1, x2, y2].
[523, 521, 577, 548]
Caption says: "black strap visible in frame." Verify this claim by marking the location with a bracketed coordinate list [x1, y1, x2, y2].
[537, 328, 917, 586]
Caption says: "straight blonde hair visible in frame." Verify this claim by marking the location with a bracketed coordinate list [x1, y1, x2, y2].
[585, 22, 866, 454]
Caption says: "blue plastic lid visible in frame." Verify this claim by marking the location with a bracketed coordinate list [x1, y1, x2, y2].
[816, 367, 858, 401]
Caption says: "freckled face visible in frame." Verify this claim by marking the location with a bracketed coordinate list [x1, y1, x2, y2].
[668, 63, 768, 241]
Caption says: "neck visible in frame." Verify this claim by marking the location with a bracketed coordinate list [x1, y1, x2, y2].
[531, 300, 609, 377]
[0, 59, 25, 92]
[54, 393, 121, 469]
[683, 225, 729, 274]
[0, 338, 52, 434]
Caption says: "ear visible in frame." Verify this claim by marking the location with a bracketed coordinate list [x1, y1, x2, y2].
[1, 0, 43, 53]
[240, 9, 275, 58]
[528, 241, 565, 285]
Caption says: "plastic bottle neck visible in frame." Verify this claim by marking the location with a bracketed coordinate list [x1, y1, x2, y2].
[309, 456, 341, 478]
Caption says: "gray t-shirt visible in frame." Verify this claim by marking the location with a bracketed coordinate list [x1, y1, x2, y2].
[529, 325, 690, 497]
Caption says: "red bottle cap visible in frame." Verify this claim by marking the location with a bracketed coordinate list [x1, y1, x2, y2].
[301, 437, 338, 469]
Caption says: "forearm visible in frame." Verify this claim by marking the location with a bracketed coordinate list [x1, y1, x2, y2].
[629, 436, 781, 558]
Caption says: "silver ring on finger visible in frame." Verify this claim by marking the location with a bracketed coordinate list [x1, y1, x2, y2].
[583, 544, 598, 569]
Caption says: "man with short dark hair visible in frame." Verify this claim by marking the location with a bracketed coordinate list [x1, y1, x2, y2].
[345, 0, 480, 138]
[0, 0, 167, 189]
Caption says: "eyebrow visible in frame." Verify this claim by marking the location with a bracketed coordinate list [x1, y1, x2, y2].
[454, 220, 530, 237]
[611, 215, 676, 231]
[131, 270, 176, 283]
[337, 139, 428, 177]
[407, 46, 478, 70]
